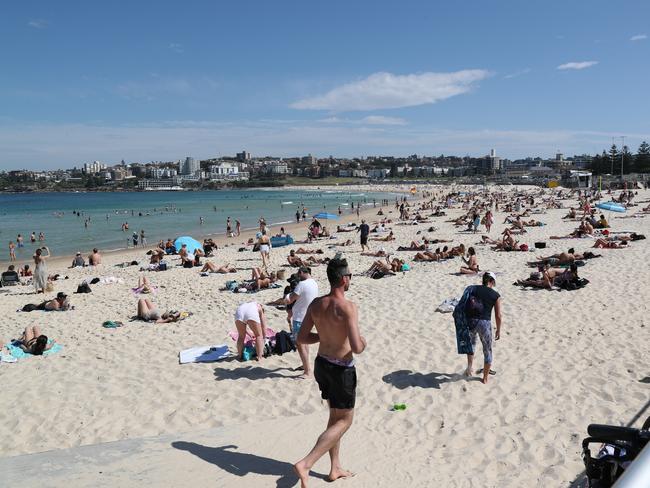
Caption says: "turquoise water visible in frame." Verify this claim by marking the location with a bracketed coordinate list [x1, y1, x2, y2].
[1, 189, 396, 259]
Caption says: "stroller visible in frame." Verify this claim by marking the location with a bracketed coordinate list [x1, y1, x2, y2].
[581, 416, 650, 487]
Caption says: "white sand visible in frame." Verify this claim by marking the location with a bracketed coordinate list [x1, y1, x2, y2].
[1, 184, 648, 487]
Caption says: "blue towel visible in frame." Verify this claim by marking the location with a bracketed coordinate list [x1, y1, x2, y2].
[452, 285, 476, 355]
[6, 340, 63, 359]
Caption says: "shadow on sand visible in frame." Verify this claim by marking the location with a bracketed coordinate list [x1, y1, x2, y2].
[382, 369, 469, 390]
[213, 366, 297, 381]
[172, 442, 328, 488]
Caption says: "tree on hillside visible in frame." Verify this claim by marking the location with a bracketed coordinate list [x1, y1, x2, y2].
[620, 145, 634, 174]
[636, 141, 650, 173]
[589, 153, 604, 175]
[609, 144, 619, 175]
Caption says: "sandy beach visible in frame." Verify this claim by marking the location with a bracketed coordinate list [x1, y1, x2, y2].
[1, 184, 648, 487]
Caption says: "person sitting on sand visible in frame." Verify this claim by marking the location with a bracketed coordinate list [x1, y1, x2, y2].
[71, 252, 85, 268]
[288, 250, 309, 267]
[460, 247, 480, 274]
[562, 208, 577, 219]
[365, 259, 396, 278]
[165, 239, 176, 254]
[593, 238, 628, 249]
[201, 262, 237, 273]
[89, 248, 102, 266]
[44, 292, 71, 311]
[370, 231, 394, 242]
[20, 264, 32, 278]
[595, 214, 609, 229]
[136, 298, 180, 323]
[134, 276, 154, 294]
[234, 301, 268, 361]
[16, 326, 54, 355]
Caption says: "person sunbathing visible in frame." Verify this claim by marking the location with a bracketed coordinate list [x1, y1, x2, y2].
[398, 239, 430, 251]
[135, 276, 153, 293]
[288, 250, 310, 267]
[336, 225, 356, 233]
[294, 247, 323, 254]
[136, 298, 180, 323]
[593, 238, 628, 249]
[247, 268, 277, 291]
[201, 261, 237, 273]
[370, 231, 395, 241]
[16, 326, 54, 355]
[448, 243, 466, 257]
[516, 264, 578, 289]
[414, 246, 448, 261]
[361, 248, 388, 257]
[562, 208, 577, 219]
[460, 247, 480, 274]
[329, 239, 353, 247]
[44, 292, 71, 311]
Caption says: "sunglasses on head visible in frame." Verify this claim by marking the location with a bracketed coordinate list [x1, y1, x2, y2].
[345, 273, 352, 280]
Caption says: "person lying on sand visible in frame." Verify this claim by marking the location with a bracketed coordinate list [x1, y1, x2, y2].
[44, 292, 71, 311]
[294, 247, 324, 254]
[515, 264, 578, 289]
[530, 248, 597, 266]
[336, 225, 357, 233]
[15, 326, 54, 355]
[592, 238, 629, 249]
[329, 239, 353, 247]
[247, 267, 278, 290]
[414, 246, 449, 262]
[136, 298, 180, 323]
[364, 259, 396, 278]
[361, 248, 387, 257]
[370, 231, 395, 242]
[201, 262, 237, 273]
[398, 239, 430, 251]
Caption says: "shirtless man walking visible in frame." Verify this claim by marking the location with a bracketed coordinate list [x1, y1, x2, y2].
[294, 258, 366, 487]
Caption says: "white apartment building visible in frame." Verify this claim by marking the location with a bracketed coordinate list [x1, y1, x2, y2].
[83, 161, 106, 174]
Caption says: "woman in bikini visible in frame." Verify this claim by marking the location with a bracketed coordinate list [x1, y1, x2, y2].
[460, 247, 480, 274]
[17, 326, 53, 355]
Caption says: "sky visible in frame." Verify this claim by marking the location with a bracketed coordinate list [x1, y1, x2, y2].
[1, 0, 649, 169]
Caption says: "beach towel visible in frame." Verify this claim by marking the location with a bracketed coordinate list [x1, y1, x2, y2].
[131, 286, 158, 295]
[179, 344, 232, 364]
[5, 340, 63, 360]
[452, 286, 476, 355]
[229, 327, 276, 347]
[436, 298, 459, 313]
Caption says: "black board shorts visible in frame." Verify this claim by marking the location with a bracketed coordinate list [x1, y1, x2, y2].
[360, 236, 368, 245]
[314, 355, 357, 409]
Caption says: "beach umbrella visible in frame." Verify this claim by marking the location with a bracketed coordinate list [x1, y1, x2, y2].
[595, 202, 626, 213]
[312, 212, 338, 219]
[174, 236, 203, 254]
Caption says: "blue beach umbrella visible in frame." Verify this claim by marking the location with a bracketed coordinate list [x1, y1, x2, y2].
[595, 202, 626, 213]
[312, 212, 338, 219]
[174, 236, 203, 254]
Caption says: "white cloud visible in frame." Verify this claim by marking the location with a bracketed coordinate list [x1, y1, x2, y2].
[291, 70, 491, 111]
[169, 43, 184, 53]
[27, 19, 49, 29]
[630, 34, 647, 41]
[360, 115, 407, 126]
[504, 68, 532, 79]
[557, 61, 599, 70]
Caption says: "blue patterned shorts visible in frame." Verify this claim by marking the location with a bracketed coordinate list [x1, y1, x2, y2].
[469, 319, 493, 364]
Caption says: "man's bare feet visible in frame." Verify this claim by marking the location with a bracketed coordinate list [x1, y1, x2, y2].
[297, 373, 313, 380]
[464, 367, 472, 377]
[328, 468, 355, 482]
[293, 461, 310, 488]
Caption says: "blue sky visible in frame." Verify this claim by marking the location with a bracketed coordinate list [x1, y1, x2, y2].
[1, 0, 649, 169]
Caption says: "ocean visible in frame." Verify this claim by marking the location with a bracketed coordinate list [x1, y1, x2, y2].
[1, 188, 398, 259]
